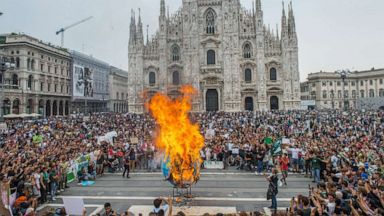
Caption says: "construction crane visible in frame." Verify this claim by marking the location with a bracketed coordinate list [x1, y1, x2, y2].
[56, 16, 93, 47]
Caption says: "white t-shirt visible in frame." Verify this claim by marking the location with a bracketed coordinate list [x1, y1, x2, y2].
[289, 148, 302, 159]
[153, 204, 169, 213]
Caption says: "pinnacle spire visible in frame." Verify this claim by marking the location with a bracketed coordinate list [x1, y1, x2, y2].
[281, 1, 288, 38]
[160, 0, 165, 17]
[256, 0, 261, 11]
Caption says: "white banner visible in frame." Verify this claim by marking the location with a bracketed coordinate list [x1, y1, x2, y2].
[204, 161, 224, 169]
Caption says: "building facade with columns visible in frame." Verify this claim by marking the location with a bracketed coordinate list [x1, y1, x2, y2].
[0, 34, 71, 117]
[302, 68, 384, 110]
[128, 0, 300, 113]
[109, 66, 128, 113]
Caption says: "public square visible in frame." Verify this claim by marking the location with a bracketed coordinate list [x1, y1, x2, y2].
[1, 0, 384, 216]
[42, 170, 313, 215]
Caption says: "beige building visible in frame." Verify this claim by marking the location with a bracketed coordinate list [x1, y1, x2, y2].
[109, 66, 128, 113]
[0, 34, 71, 117]
[302, 68, 384, 110]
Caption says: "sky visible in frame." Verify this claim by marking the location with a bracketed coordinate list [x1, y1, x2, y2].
[1, 0, 383, 81]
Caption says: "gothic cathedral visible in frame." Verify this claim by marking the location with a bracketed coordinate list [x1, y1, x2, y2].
[128, 0, 300, 113]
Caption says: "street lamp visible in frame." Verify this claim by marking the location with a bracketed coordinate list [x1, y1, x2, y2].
[335, 69, 351, 111]
[1, 58, 16, 122]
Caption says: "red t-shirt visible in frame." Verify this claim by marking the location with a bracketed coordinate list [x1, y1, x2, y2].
[280, 157, 289, 171]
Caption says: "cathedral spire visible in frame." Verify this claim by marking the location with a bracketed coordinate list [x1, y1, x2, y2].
[256, 0, 262, 11]
[129, 9, 137, 45]
[137, 8, 143, 44]
[289, 1, 296, 34]
[281, 1, 288, 39]
[160, 0, 166, 18]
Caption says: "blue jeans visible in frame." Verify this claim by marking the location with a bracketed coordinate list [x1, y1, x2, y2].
[271, 194, 277, 209]
[257, 160, 263, 173]
[50, 181, 56, 200]
[312, 168, 320, 183]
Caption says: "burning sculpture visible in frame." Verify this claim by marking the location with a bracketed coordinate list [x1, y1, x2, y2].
[147, 86, 204, 188]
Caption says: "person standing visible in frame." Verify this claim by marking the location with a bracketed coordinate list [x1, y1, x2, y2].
[279, 153, 289, 186]
[311, 154, 322, 183]
[266, 168, 279, 211]
[129, 147, 136, 172]
[122, 152, 130, 178]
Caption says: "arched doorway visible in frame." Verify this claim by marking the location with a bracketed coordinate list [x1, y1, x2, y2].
[38, 100, 44, 115]
[270, 96, 279, 110]
[52, 101, 57, 116]
[64, 101, 69, 115]
[27, 99, 33, 114]
[245, 97, 254, 111]
[46, 100, 51, 117]
[3, 98, 11, 115]
[206, 89, 219, 111]
[12, 99, 20, 114]
[59, 101, 63, 115]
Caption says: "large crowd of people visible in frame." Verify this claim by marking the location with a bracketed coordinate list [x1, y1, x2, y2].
[0, 109, 383, 215]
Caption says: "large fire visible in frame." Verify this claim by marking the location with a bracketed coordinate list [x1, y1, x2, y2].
[147, 85, 204, 187]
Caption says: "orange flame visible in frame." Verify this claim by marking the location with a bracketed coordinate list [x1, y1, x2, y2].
[147, 85, 204, 187]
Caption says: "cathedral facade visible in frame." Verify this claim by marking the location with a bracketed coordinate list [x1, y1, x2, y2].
[128, 0, 300, 113]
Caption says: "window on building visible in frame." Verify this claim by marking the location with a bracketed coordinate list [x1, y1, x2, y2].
[149, 72, 156, 85]
[27, 75, 33, 90]
[61, 85, 63, 93]
[351, 81, 355, 86]
[12, 74, 18, 89]
[352, 90, 356, 99]
[61, 68, 64, 75]
[48, 83, 51, 92]
[322, 90, 327, 99]
[27, 58, 31, 70]
[244, 68, 252, 83]
[338, 90, 342, 98]
[116, 92, 119, 100]
[369, 89, 375, 97]
[40, 64, 44, 71]
[380, 79, 383, 85]
[270, 67, 277, 81]
[379, 89, 384, 97]
[344, 90, 349, 98]
[322, 82, 326, 87]
[243, 43, 252, 58]
[330, 90, 334, 98]
[329, 81, 333, 86]
[206, 9, 215, 34]
[360, 90, 365, 98]
[31, 60, 35, 71]
[54, 67, 57, 74]
[16, 57, 20, 69]
[344, 81, 348, 86]
[54, 84, 57, 92]
[67, 85, 69, 93]
[360, 80, 364, 86]
[370, 80, 373, 85]
[172, 71, 180, 85]
[171, 45, 180, 61]
[207, 50, 215, 65]
[48, 66, 51, 73]
[337, 81, 341, 86]
[40, 83, 44, 91]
